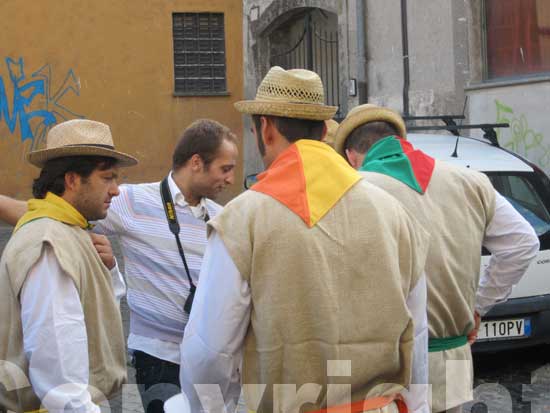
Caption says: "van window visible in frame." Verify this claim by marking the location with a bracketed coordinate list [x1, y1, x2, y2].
[487, 173, 550, 236]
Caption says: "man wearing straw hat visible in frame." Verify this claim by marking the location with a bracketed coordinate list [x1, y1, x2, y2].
[0, 119, 138, 413]
[0, 119, 239, 413]
[334, 104, 539, 413]
[166, 66, 431, 413]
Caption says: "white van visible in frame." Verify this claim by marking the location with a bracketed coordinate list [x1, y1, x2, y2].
[407, 132, 550, 352]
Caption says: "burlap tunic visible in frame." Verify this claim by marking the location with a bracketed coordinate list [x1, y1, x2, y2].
[0, 218, 127, 413]
[361, 161, 495, 412]
[209, 178, 429, 413]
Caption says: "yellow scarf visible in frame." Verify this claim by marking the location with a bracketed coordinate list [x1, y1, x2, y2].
[252, 140, 361, 227]
[15, 192, 91, 232]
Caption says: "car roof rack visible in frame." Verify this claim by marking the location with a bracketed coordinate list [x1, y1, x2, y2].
[404, 115, 509, 147]
[403, 115, 465, 137]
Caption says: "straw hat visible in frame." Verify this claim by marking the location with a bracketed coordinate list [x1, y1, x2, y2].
[27, 119, 138, 168]
[323, 119, 339, 148]
[234, 66, 338, 121]
[334, 104, 407, 156]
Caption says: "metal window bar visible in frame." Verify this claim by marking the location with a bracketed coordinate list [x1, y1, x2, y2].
[313, 27, 339, 116]
[172, 12, 227, 94]
[269, 12, 340, 115]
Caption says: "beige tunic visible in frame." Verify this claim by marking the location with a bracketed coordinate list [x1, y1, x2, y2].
[0, 218, 127, 413]
[361, 160, 495, 412]
[209, 179, 429, 413]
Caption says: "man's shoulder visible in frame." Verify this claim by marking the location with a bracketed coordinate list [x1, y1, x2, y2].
[352, 178, 406, 205]
[222, 189, 272, 210]
[119, 181, 161, 194]
[17, 217, 78, 235]
[4, 219, 84, 257]
[114, 181, 162, 205]
[210, 190, 273, 223]
[360, 170, 420, 193]
[204, 198, 223, 215]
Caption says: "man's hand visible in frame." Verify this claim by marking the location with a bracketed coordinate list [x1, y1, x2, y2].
[467, 311, 481, 344]
[90, 233, 116, 270]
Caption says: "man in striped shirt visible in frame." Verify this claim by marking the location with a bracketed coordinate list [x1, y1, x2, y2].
[0, 118, 239, 413]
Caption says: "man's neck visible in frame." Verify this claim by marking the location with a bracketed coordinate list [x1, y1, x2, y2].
[171, 169, 200, 206]
[61, 192, 81, 212]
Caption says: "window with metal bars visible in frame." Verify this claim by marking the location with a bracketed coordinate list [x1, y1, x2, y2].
[172, 13, 227, 95]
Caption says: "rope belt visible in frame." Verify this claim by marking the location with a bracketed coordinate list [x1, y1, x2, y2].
[428, 335, 468, 353]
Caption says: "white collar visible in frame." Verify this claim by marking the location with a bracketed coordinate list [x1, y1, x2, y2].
[167, 172, 209, 217]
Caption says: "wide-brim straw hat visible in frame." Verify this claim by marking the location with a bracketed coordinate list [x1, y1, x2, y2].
[323, 119, 339, 148]
[334, 104, 407, 156]
[27, 119, 138, 168]
[234, 66, 338, 121]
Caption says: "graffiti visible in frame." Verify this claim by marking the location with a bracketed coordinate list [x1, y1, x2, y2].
[495, 99, 550, 170]
[0, 57, 84, 149]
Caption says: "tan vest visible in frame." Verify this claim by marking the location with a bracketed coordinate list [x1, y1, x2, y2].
[0, 218, 127, 413]
[210, 179, 429, 413]
[361, 160, 495, 411]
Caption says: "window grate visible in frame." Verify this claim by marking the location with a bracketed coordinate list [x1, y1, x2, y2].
[172, 13, 227, 95]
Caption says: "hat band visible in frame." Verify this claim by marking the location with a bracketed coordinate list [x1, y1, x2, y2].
[64, 143, 116, 149]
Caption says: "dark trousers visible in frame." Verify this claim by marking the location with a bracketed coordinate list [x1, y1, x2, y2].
[133, 351, 181, 413]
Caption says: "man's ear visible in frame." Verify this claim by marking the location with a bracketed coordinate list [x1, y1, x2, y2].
[321, 122, 327, 141]
[345, 148, 361, 169]
[64, 171, 80, 192]
[260, 116, 273, 146]
[189, 153, 204, 172]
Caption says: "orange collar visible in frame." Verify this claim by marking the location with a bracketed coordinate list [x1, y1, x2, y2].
[252, 140, 361, 227]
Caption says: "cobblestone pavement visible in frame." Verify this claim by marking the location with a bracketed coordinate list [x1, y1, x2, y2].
[3, 223, 550, 412]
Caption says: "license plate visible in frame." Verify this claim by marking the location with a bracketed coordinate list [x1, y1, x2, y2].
[477, 318, 531, 341]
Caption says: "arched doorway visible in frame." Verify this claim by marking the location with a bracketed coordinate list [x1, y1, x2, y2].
[267, 8, 341, 118]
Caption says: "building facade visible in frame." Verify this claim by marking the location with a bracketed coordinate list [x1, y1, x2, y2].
[0, 0, 244, 202]
[243, 0, 550, 176]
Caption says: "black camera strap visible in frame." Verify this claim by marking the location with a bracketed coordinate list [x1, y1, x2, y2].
[160, 177, 196, 314]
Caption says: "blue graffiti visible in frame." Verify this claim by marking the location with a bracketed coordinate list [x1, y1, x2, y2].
[0, 57, 84, 148]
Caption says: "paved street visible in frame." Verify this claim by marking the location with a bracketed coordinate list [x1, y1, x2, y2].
[472, 349, 550, 413]
[3, 222, 550, 412]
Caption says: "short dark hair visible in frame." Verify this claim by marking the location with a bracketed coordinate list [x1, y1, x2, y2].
[344, 121, 399, 154]
[252, 115, 325, 143]
[172, 119, 237, 171]
[32, 156, 118, 199]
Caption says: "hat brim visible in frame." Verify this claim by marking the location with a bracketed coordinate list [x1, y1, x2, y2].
[234, 100, 338, 121]
[334, 108, 407, 156]
[27, 146, 138, 168]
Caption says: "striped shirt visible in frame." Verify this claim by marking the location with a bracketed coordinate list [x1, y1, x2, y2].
[93, 173, 221, 363]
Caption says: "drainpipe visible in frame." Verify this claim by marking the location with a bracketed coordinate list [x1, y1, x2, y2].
[356, 0, 367, 103]
[306, 12, 314, 71]
[400, 0, 410, 116]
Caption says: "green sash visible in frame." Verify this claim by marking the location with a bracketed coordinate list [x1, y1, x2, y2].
[428, 335, 468, 352]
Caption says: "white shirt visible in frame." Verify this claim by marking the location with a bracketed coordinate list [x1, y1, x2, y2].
[476, 191, 540, 315]
[125, 172, 210, 364]
[21, 244, 126, 413]
[178, 232, 429, 413]
[168, 173, 211, 220]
